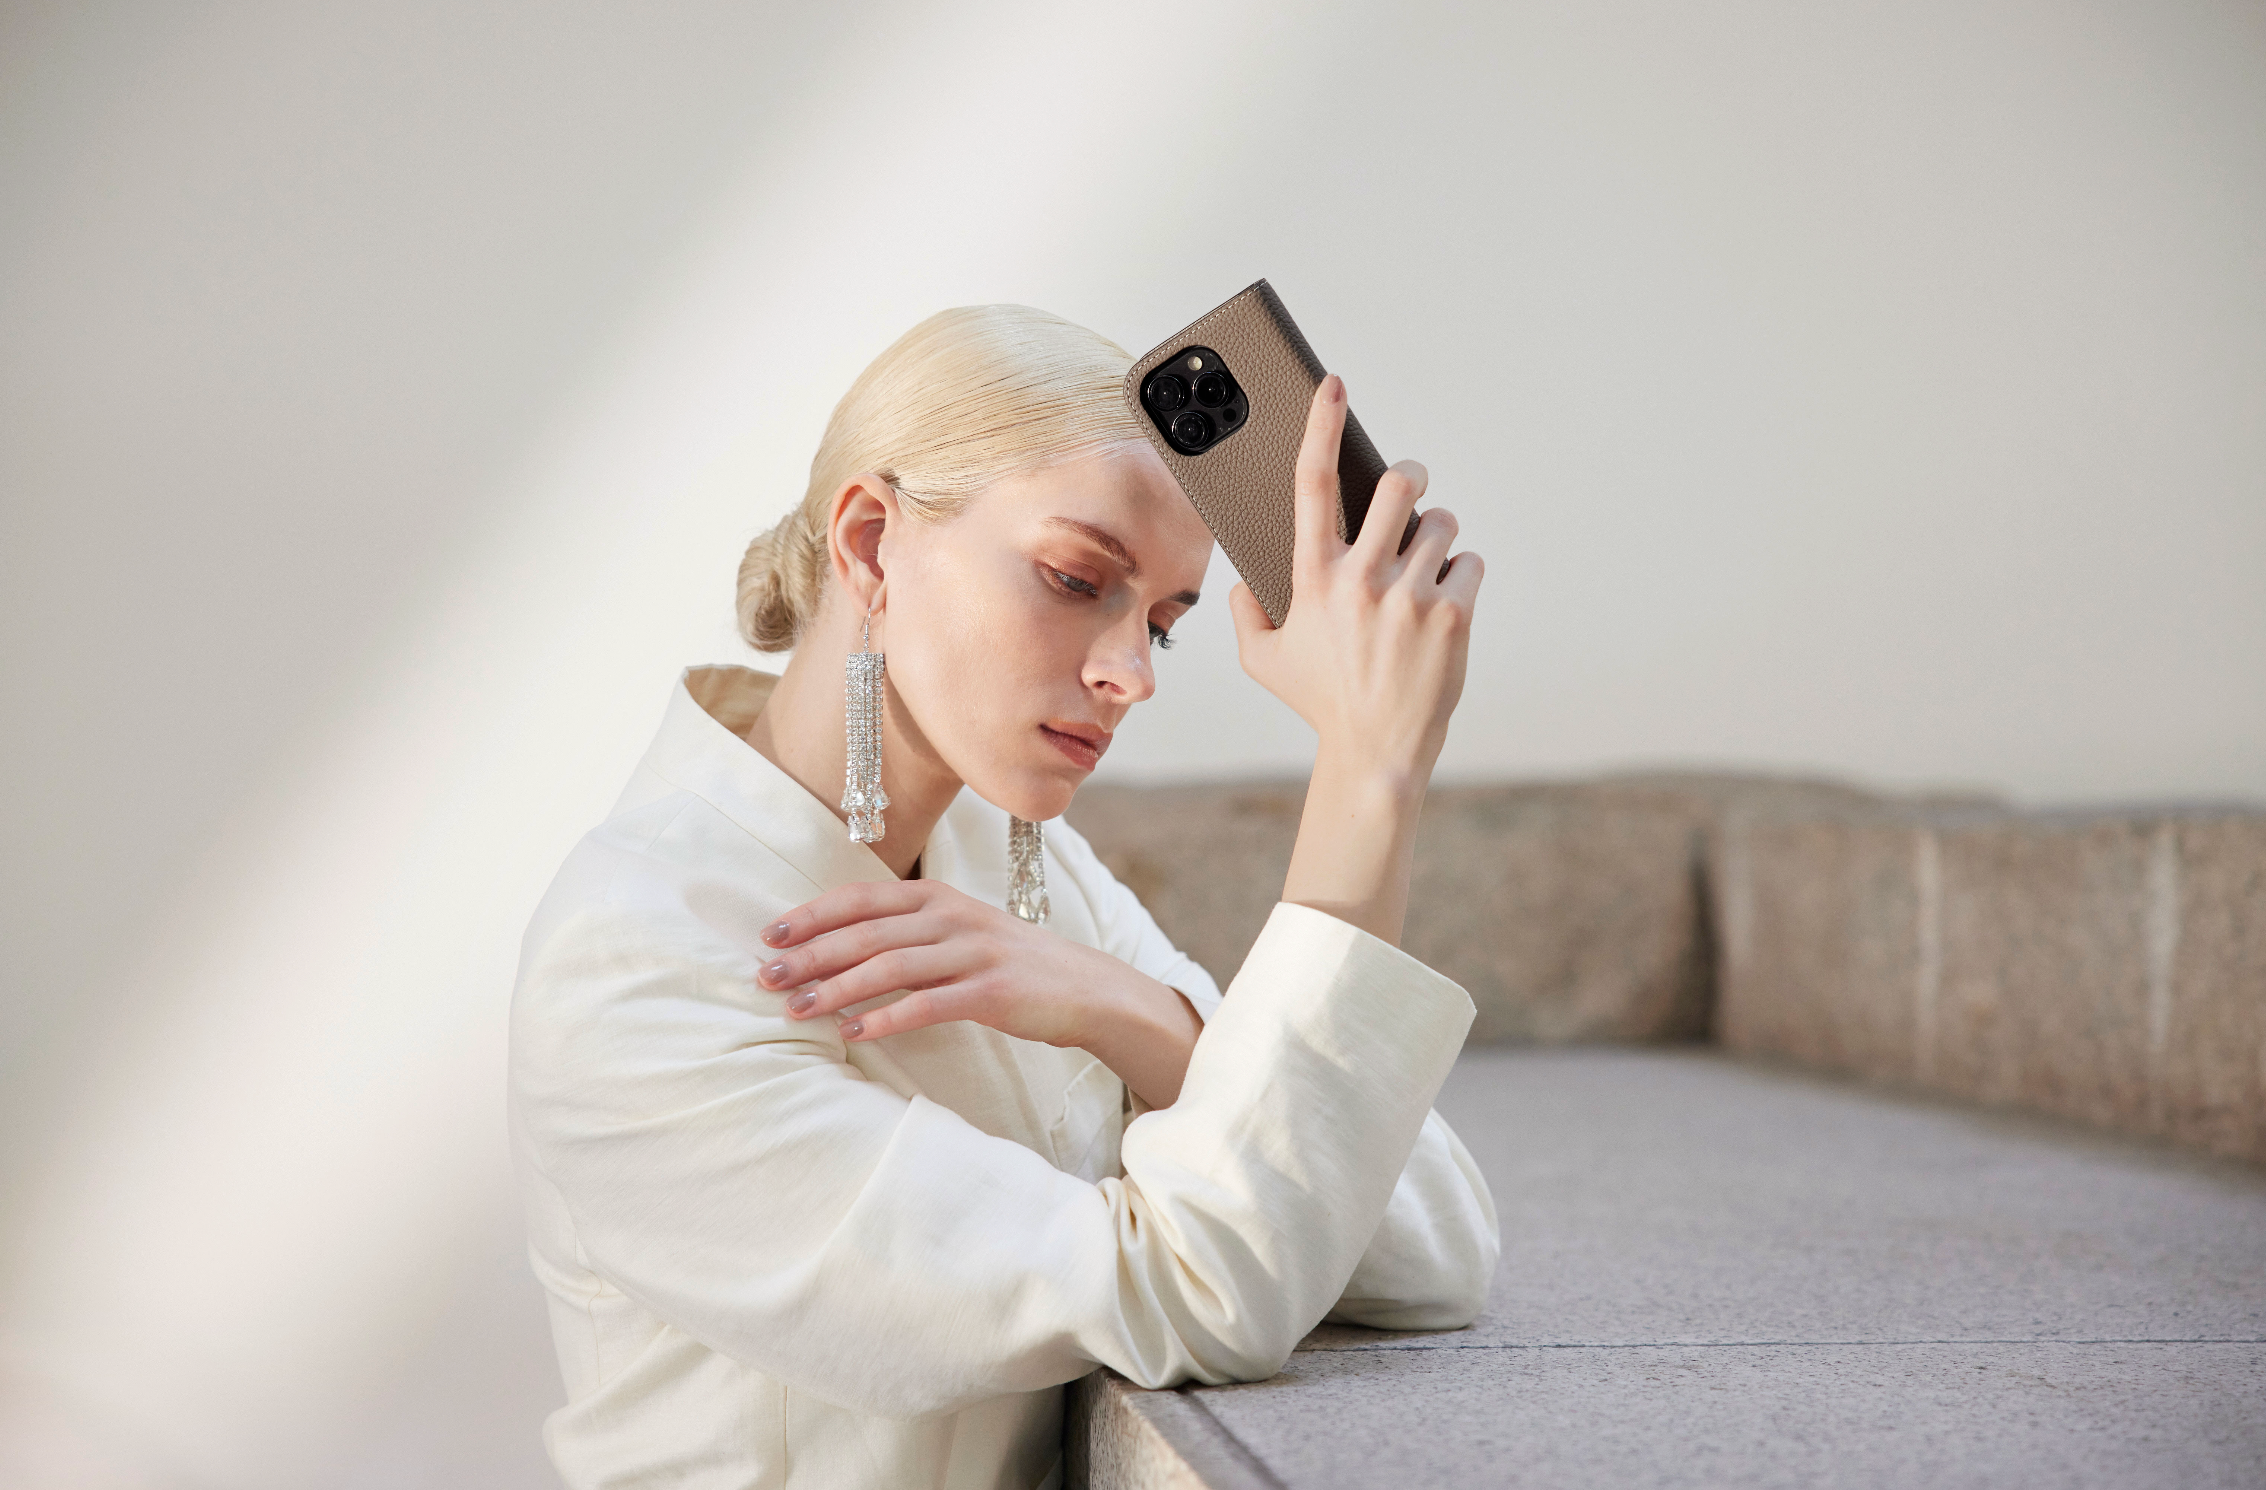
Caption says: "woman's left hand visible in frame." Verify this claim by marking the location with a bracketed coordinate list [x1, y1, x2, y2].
[758, 880, 1203, 1109]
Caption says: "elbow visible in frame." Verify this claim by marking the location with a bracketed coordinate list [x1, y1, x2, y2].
[1204, 1299, 1310, 1384]
[1403, 1264, 1493, 1332]
[1331, 1234, 1498, 1334]
[1199, 1331, 1301, 1387]
[1410, 1189, 1501, 1329]
[1425, 1243, 1497, 1330]
[1109, 1305, 1305, 1392]
[1327, 1289, 1482, 1333]
[1118, 1337, 1296, 1392]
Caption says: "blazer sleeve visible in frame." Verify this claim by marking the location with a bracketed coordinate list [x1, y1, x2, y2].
[512, 892, 1473, 1421]
[1047, 818, 1500, 1332]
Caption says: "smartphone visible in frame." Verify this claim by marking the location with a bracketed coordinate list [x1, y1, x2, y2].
[1123, 279, 1413, 626]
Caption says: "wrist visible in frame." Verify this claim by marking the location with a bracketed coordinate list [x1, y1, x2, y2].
[1069, 954, 1201, 1109]
[1283, 743, 1428, 948]
[1308, 741, 1427, 812]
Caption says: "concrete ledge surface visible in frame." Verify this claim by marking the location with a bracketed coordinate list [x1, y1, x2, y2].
[1069, 1048, 2266, 1489]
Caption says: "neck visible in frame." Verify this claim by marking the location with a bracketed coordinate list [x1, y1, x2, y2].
[743, 641, 961, 879]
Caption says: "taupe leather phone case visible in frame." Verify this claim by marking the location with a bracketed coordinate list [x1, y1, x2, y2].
[1124, 279, 1402, 626]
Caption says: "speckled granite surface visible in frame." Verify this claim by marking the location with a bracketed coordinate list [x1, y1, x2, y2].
[1073, 1048, 2266, 1489]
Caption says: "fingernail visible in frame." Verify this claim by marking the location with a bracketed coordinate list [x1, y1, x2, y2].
[787, 990, 816, 1015]
[1328, 374, 1345, 404]
[763, 922, 791, 946]
[761, 959, 791, 986]
[841, 1018, 864, 1040]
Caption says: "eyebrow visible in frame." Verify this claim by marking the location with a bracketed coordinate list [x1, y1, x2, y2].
[1044, 517, 1201, 606]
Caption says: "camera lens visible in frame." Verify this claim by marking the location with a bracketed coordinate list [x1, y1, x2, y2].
[1221, 405, 1239, 424]
[1146, 374, 1188, 413]
[1193, 371, 1229, 407]
[1169, 410, 1212, 449]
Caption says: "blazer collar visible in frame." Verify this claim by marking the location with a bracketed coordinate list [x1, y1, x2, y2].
[637, 663, 898, 897]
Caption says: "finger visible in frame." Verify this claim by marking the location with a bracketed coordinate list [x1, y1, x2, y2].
[1435, 549, 1485, 608]
[759, 908, 940, 990]
[1228, 580, 1275, 642]
[790, 941, 970, 1019]
[762, 880, 932, 950]
[840, 985, 973, 1042]
[1353, 460, 1429, 568]
[1292, 375, 1348, 569]
[1396, 506, 1458, 587]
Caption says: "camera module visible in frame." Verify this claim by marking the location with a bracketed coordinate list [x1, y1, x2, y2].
[1146, 374, 1189, 413]
[1140, 345, 1248, 456]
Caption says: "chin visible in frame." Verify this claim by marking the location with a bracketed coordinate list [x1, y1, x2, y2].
[966, 763, 1081, 824]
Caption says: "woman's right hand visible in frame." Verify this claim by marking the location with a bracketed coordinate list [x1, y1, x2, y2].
[1228, 374, 1483, 946]
[1230, 374, 1481, 783]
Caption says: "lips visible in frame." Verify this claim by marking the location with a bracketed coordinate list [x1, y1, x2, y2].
[1039, 721, 1110, 771]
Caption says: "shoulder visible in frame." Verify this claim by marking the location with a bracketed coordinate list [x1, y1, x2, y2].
[510, 787, 841, 1122]
[513, 785, 812, 1025]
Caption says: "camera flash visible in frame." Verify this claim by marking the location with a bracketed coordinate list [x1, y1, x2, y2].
[1185, 355, 1204, 371]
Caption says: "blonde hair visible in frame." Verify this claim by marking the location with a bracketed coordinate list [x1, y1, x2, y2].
[736, 305, 1147, 652]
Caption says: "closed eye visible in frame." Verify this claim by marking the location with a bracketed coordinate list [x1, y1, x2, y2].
[1045, 565, 1176, 650]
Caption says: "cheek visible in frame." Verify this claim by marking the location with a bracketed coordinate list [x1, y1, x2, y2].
[887, 549, 1078, 741]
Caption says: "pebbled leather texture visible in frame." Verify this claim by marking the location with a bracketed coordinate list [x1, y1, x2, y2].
[1124, 280, 1409, 627]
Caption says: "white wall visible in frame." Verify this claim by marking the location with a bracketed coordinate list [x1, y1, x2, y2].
[2, 2, 2260, 1484]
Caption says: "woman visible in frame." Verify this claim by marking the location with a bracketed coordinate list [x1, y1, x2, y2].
[508, 305, 1497, 1489]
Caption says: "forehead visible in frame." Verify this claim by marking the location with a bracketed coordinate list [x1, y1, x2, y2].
[977, 442, 1212, 572]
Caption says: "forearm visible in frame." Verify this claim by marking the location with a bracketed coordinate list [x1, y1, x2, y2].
[1280, 744, 1427, 946]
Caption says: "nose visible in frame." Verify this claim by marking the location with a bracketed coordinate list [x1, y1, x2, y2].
[1083, 611, 1156, 706]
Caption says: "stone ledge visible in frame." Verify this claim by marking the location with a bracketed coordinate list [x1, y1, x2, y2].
[1715, 803, 2266, 1164]
[1065, 1372, 1276, 1490]
[1070, 773, 1952, 1044]
[1074, 778, 2262, 1161]
[1067, 1049, 2266, 1489]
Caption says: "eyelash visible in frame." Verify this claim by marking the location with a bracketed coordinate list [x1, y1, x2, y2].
[1045, 566, 1175, 650]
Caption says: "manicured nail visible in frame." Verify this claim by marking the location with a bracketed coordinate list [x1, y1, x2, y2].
[1328, 374, 1345, 404]
[763, 922, 791, 946]
[761, 959, 791, 986]
[841, 1018, 864, 1040]
[787, 990, 816, 1015]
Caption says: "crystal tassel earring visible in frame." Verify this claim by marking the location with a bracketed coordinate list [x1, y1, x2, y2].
[1006, 816, 1048, 924]
[842, 606, 888, 844]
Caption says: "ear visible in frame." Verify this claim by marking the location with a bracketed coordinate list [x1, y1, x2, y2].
[824, 472, 900, 611]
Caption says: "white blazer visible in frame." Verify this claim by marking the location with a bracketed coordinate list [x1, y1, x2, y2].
[508, 665, 1499, 1489]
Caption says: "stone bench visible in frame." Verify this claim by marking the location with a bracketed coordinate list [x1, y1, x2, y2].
[1067, 776, 2266, 1163]
[1062, 778, 2266, 1487]
[1714, 800, 2266, 1164]
[1066, 1048, 2266, 1490]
